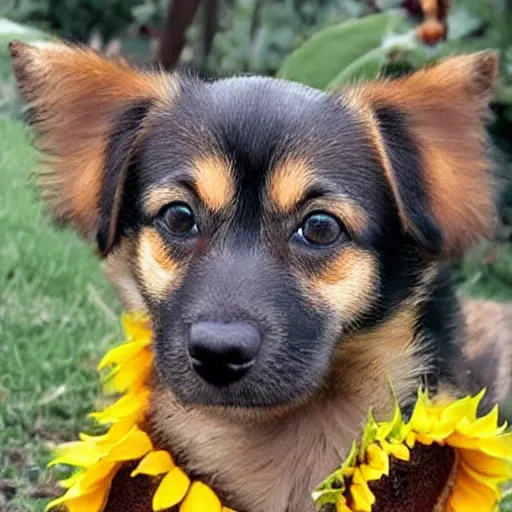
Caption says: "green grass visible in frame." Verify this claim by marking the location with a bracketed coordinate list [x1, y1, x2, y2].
[0, 117, 121, 511]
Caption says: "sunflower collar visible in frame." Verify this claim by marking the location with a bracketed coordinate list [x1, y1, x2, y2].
[313, 387, 512, 512]
[47, 313, 512, 512]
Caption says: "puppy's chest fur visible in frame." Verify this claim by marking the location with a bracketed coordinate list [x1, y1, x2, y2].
[151, 388, 373, 511]
[150, 312, 428, 512]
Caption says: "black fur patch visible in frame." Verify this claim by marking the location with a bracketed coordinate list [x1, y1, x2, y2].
[96, 100, 152, 256]
[374, 105, 443, 254]
[416, 265, 462, 393]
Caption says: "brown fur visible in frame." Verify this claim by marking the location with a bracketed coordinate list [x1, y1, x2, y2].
[137, 228, 183, 300]
[142, 186, 196, 217]
[102, 238, 145, 311]
[267, 160, 369, 238]
[192, 155, 236, 212]
[307, 247, 377, 321]
[9, 41, 175, 238]
[268, 157, 316, 213]
[343, 51, 498, 257]
[460, 299, 512, 406]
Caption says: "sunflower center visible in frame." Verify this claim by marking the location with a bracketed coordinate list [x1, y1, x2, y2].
[369, 443, 456, 512]
[104, 462, 162, 511]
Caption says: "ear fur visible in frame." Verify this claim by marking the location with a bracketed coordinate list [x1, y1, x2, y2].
[9, 41, 175, 249]
[344, 51, 499, 257]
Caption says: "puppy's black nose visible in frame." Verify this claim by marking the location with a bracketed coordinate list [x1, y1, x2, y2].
[188, 322, 260, 386]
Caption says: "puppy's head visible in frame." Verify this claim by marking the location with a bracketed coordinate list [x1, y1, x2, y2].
[10, 42, 497, 413]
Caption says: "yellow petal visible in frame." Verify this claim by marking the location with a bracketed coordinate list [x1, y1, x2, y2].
[79, 461, 118, 490]
[153, 467, 191, 511]
[103, 348, 153, 394]
[455, 407, 504, 439]
[49, 440, 106, 468]
[380, 440, 410, 461]
[447, 431, 512, 458]
[122, 312, 152, 341]
[448, 465, 498, 511]
[458, 458, 504, 492]
[336, 495, 352, 512]
[350, 484, 374, 512]
[415, 433, 435, 446]
[438, 395, 477, 425]
[366, 443, 389, 476]
[408, 397, 431, 434]
[405, 431, 416, 448]
[131, 450, 175, 477]
[90, 389, 150, 425]
[97, 338, 151, 371]
[359, 463, 385, 481]
[79, 419, 134, 448]
[458, 448, 512, 481]
[103, 425, 153, 462]
[180, 481, 222, 512]
[350, 468, 375, 511]
[59, 470, 83, 489]
[46, 478, 110, 512]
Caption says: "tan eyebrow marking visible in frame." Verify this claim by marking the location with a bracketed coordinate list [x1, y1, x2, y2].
[268, 156, 369, 238]
[192, 155, 235, 211]
[143, 186, 192, 217]
[267, 158, 316, 213]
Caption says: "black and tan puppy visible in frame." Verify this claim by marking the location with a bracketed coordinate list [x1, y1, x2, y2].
[9, 41, 512, 511]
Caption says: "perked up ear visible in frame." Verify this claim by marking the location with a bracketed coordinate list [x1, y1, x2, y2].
[344, 51, 499, 258]
[9, 41, 175, 255]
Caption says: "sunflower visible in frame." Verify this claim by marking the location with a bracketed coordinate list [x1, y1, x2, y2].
[312, 387, 512, 512]
[46, 313, 235, 512]
[46, 312, 512, 512]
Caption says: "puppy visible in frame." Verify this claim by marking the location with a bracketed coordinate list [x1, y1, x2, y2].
[9, 42, 511, 511]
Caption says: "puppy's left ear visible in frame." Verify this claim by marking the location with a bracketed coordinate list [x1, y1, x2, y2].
[9, 41, 174, 255]
[344, 51, 499, 258]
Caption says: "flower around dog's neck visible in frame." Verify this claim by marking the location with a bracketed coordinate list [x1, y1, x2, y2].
[47, 313, 512, 512]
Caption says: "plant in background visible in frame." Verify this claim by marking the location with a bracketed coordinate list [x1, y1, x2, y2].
[1, 0, 142, 43]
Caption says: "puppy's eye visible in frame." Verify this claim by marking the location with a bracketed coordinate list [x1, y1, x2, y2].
[296, 212, 342, 246]
[160, 203, 198, 236]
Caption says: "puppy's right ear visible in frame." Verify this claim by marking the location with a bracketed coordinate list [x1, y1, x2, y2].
[9, 41, 175, 255]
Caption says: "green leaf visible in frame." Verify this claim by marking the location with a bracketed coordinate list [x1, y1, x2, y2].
[496, 81, 512, 105]
[277, 11, 405, 90]
[327, 46, 388, 90]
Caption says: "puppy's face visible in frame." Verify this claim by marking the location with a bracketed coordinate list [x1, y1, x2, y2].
[10, 43, 497, 412]
[132, 78, 390, 408]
